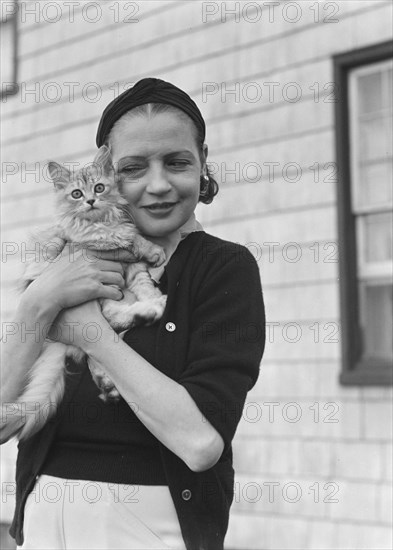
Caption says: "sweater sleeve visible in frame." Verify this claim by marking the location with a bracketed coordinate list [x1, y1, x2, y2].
[178, 242, 266, 454]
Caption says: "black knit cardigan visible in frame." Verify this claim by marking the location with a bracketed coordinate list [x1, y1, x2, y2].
[9, 231, 266, 549]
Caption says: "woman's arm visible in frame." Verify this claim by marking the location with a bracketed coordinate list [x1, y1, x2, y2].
[0, 248, 125, 405]
[0, 290, 60, 404]
[51, 300, 224, 473]
[52, 242, 264, 474]
[88, 332, 225, 472]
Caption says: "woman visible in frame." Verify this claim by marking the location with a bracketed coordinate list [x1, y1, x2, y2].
[2, 78, 266, 549]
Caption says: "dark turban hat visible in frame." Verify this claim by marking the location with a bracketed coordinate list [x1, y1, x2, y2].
[96, 77, 206, 147]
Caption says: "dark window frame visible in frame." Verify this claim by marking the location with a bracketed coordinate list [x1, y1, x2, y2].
[334, 41, 393, 386]
[0, 0, 18, 100]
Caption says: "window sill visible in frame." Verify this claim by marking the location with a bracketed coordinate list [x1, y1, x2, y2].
[340, 360, 393, 386]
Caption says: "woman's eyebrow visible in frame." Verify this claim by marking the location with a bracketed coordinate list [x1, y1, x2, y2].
[117, 156, 145, 167]
[117, 151, 196, 166]
[165, 150, 196, 158]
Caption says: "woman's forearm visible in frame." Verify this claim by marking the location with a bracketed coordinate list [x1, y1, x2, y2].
[0, 292, 59, 404]
[84, 326, 224, 472]
[1, 246, 126, 406]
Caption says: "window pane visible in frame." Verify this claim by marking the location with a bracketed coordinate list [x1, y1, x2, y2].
[358, 71, 383, 113]
[364, 212, 393, 263]
[361, 283, 393, 362]
[359, 115, 388, 161]
[360, 161, 393, 206]
[345, 56, 393, 382]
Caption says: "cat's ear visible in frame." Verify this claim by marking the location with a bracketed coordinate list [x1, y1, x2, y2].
[93, 145, 113, 176]
[48, 161, 71, 189]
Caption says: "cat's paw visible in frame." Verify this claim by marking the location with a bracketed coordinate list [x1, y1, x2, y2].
[133, 295, 167, 326]
[89, 362, 119, 402]
[67, 346, 86, 365]
[103, 296, 167, 330]
[145, 245, 166, 267]
[99, 387, 121, 403]
[104, 306, 138, 331]
[101, 299, 124, 324]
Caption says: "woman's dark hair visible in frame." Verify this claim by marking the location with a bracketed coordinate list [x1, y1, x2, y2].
[107, 103, 219, 205]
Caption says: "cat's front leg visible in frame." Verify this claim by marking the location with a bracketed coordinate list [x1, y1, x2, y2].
[123, 262, 167, 326]
[101, 260, 167, 330]
[100, 289, 138, 331]
[128, 234, 166, 266]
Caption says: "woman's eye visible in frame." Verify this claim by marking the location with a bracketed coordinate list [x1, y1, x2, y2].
[169, 160, 189, 168]
[94, 183, 105, 193]
[71, 190, 83, 199]
[118, 167, 144, 180]
[121, 166, 143, 174]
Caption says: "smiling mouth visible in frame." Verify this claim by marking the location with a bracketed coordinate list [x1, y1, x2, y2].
[143, 202, 178, 210]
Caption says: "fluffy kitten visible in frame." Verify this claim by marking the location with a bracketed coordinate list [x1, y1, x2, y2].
[0, 146, 167, 443]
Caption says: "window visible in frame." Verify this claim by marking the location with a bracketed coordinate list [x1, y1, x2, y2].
[334, 42, 393, 386]
[0, 0, 18, 99]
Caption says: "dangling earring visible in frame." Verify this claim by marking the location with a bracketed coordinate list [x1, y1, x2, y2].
[199, 174, 209, 199]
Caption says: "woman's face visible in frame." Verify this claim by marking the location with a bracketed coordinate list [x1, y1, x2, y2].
[109, 111, 205, 239]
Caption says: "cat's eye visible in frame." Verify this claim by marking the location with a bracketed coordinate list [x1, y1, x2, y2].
[94, 183, 105, 193]
[71, 190, 83, 199]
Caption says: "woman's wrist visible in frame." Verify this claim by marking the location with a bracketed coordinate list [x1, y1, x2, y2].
[18, 283, 61, 324]
[75, 317, 116, 354]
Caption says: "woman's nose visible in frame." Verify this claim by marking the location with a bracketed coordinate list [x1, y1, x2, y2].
[145, 166, 172, 194]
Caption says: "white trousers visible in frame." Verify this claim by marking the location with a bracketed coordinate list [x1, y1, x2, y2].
[17, 475, 187, 550]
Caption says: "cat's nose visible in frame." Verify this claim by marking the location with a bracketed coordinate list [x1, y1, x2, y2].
[86, 199, 96, 206]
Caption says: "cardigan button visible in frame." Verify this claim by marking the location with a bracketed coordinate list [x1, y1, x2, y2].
[181, 489, 192, 501]
[165, 322, 176, 332]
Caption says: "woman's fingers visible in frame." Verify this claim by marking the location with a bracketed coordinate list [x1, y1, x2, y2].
[26, 245, 129, 312]
[90, 249, 140, 263]
[95, 259, 125, 274]
[99, 284, 124, 301]
[98, 271, 125, 287]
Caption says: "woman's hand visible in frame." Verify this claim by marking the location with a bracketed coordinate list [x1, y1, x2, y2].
[23, 245, 126, 315]
[0, 247, 128, 405]
[47, 299, 115, 350]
